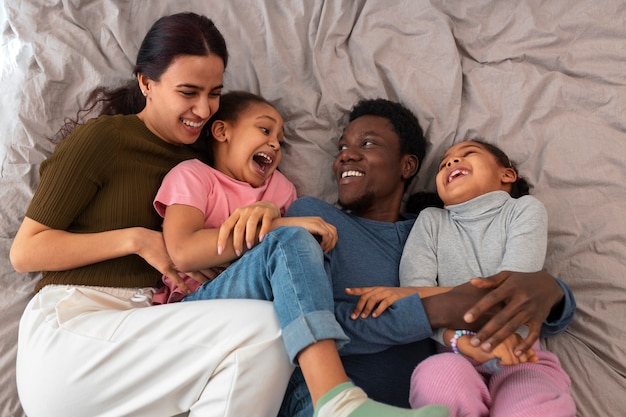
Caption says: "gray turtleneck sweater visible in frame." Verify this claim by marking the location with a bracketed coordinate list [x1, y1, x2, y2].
[399, 190, 547, 344]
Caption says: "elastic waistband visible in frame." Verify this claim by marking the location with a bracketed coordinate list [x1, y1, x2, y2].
[38, 284, 156, 300]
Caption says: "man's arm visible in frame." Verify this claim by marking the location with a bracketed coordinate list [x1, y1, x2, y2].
[424, 271, 573, 356]
[539, 278, 575, 337]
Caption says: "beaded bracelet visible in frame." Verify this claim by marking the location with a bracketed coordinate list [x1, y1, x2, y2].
[450, 330, 476, 355]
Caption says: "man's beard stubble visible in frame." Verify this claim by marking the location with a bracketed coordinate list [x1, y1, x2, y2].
[337, 191, 376, 215]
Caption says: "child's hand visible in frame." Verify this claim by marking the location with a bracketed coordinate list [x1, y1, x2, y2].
[491, 333, 538, 365]
[217, 202, 280, 255]
[345, 286, 421, 319]
[271, 216, 338, 252]
[463, 270, 563, 356]
[448, 330, 538, 366]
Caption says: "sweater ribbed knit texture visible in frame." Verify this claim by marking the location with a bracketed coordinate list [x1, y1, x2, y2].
[27, 115, 201, 292]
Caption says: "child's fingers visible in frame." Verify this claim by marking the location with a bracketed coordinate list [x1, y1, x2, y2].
[257, 211, 275, 243]
[513, 323, 541, 357]
[525, 347, 539, 363]
[217, 215, 237, 255]
[346, 287, 378, 319]
[318, 223, 338, 252]
[372, 299, 393, 318]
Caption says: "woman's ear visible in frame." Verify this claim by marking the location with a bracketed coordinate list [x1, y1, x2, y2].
[500, 167, 517, 184]
[136, 73, 151, 96]
[402, 154, 419, 180]
[211, 120, 228, 142]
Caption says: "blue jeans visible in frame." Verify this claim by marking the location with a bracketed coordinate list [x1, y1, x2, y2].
[279, 368, 313, 417]
[184, 226, 349, 363]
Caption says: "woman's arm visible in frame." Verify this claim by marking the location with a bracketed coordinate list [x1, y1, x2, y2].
[10, 216, 181, 286]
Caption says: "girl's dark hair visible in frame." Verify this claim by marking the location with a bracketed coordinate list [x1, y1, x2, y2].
[405, 191, 444, 213]
[190, 91, 277, 165]
[56, 12, 227, 141]
[472, 139, 530, 198]
[349, 98, 426, 190]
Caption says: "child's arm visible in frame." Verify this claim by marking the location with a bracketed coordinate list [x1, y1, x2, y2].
[215, 173, 300, 254]
[163, 202, 275, 273]
[216, 201, 281, 256]
[269, 216, 338, 252]
[346, 209, 446, 319]
[216, 210, 339, 255]
[345, 286, 453, 319]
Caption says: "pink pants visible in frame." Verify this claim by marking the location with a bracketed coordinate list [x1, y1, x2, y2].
[409, 342, 576, 417]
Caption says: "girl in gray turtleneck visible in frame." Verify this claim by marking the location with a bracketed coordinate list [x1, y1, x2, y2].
[400, 140, 575, 417]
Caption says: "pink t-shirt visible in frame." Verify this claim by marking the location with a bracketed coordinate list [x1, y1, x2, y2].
[152, 158, 297, 304]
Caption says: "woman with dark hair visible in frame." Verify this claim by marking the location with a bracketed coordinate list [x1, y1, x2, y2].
[10, 13, 293, 417]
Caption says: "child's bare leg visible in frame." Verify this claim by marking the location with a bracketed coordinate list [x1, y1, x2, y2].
[298, 339, 350, 403]
[298, 340, 450, 417]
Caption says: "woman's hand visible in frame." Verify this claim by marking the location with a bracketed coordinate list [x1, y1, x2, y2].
[10, 217, 185, 284]
[463, 270, 564, 355]
[217, 201, 281, 256]
[184, 264, 229, 284]
[133, 227, 192, 295]
[271, 216, 338, 252]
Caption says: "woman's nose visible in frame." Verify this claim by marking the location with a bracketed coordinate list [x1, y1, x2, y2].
[196, 96, 218, 119]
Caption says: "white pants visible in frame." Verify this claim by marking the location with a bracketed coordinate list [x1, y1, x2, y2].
[17, 285, 293, 417]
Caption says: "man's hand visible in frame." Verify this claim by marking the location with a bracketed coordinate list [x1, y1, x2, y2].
[464, 270, 564, 355]
[449, 329, 538, 366]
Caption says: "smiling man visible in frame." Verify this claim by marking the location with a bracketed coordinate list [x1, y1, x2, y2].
[281, 98, 575, 416]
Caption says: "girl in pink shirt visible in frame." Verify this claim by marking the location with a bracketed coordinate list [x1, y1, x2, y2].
[153, 91, 304, 303]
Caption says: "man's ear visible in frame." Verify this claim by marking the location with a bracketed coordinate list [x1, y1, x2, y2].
[501, 167, 517, 184]
[402, 154, 419, 180]
[211, 120, 228, 142]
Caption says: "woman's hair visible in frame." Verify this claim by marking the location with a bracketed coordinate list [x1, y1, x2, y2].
[190, 91, 277, 165]
[472, 139, 530, 198]
[56, 12, 227, 141]
[348, 98, 426, 190]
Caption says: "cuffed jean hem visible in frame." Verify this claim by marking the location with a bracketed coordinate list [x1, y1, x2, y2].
[283, 310, 350, 364]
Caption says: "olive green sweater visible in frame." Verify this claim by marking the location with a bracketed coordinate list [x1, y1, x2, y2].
[27, 115, 201, 293]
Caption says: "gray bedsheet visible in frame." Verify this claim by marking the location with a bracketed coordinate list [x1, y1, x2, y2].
[1, 1, 624, 416]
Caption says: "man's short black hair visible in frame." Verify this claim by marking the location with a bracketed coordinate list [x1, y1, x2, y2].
[349, 98, 426, 187]
[348, 98, 426, 165]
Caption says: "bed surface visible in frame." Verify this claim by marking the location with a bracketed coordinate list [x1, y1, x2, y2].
[1, 1, 625, 416]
